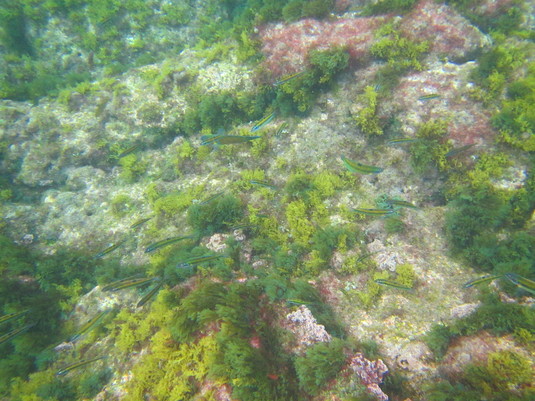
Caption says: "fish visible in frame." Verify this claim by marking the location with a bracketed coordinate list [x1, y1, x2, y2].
[352, 208, 395, 216]
[463, 274, 502, 288]
[144, 235, 193, 253]
[199, 192, 224, 205]
[137, 280, 163, 308]
[273, 71, 305, 86]
[286, 299, 315, 306]
[504, 273, 535, 295]
[117, 144, 140, 158]
[341, 156, 383, 174]
[130, 217, 152, 229]
[374, 279, 413, 290]
[56, 356, 107, 376]
[445, 144, 475, 158]
[101, 275, 141, 291]
[105, 277, 159, 292]
[202, 134, 261, 146]
[0, 309, 30, 326]
[251, 112, 275, 132]
[385, 199, 418, 209]
[250, 180, 277, 190]
[0, 322, 36, 346]
[418, 94, 441, 101]
[275, 122, 288, 137]
[95, 240, 126, 259]
[386, 138, 419, 145]
[177, 254, 225, 268]
[200, 133, 224, 146]
[69, 310, 110, 342]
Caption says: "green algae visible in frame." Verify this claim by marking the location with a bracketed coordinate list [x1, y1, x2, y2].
[295, 338, 346, 395]
[371, 23, 429, 72]
[363, 0, 418, 15]
[1, 2, 535, 400]
[275, 47, 350, 114]
[395, 263, 416, 288]
[428, 349, 534, 401]
[187, 193, 244, 236]
[354, 85, 383, 136]
[409, 119, 452, 173]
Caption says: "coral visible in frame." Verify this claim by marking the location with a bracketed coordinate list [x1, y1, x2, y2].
[204, 233, 231, 253]
[349, 352, 389, 401]
[286, 305, 332, 353]
[368, 239, 403, 272]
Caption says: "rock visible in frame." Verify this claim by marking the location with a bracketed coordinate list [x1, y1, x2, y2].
[368, 239, 403, 271]
[258, 16, 387, 77]
[349, 352, 389, 401]
[439, 331, 504, 378]
[450, 302, 481, 319]
[286, 305, 332, 353]
[203, 233, 230, 252]
[401, 0, 491, 62]
[394, 341, 434, 375]
[385, 61, 496, 146]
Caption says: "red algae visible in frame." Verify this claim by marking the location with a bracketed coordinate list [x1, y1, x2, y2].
[387, 64, 496, 146]
[475, 0, 519, 16]
[258, 16, 388, 77]
[400, 0, 490, 60]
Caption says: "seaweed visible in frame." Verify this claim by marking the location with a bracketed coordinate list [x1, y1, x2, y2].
[354, 85, 383, 136]
[281, 0, 335, 22]
[493, 67, 535, 151]
[294, 338, 346, 395]
[363, 0, 418, 15]
[187, 193, 244, 236]
[427, 350, 534, 401]
[409, 119, 451, 173]
[275, 47, 349, 114]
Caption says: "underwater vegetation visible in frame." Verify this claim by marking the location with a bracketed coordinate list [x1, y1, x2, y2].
[0, 0, 338, 102]
[1, 0, 535, 400]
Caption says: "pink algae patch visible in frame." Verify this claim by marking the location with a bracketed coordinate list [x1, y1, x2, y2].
[390, 66, 495, 146]
[401, 0, 489, 60]
[475, 0, 518, 16]
[258, 16, 388, 77]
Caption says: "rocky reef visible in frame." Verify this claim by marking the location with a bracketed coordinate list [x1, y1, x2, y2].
[1, 1, 534, 400]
